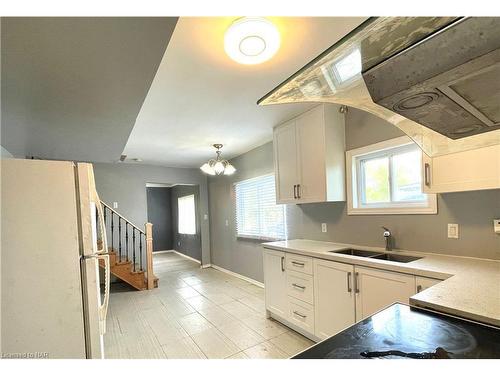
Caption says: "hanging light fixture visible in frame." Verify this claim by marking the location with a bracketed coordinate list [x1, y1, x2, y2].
[200, 144, 236, 176]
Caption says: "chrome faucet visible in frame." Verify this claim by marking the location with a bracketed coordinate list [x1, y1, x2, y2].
[382, 226, 392, 251]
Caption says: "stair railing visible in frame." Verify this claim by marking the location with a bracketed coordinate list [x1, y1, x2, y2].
[98, 201, 155, 290]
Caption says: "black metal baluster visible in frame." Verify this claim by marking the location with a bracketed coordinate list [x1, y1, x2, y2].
[125, 222, 129, 263]
[132, 228, 136, 272]
[111, 211, 114, 253]
[95, 206, 99, 243]
[139, 232, 143, 271]
[118, 217, 122, 263]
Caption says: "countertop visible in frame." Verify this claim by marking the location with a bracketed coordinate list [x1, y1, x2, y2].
[262, 239, 500, 327]
[293, 303, 500, 359]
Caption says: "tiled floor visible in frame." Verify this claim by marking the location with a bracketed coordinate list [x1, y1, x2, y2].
[105, 252, 315, 359]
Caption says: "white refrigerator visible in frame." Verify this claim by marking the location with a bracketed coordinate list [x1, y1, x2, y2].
[1, 159, 110, 359]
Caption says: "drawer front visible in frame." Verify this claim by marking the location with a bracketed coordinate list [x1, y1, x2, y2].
[286, 270, 314, 304]
[287, 296, 314, 334]
[285, 253, 313, 275]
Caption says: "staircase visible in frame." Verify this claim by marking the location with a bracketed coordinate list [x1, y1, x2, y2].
[97, 201, 158, 291]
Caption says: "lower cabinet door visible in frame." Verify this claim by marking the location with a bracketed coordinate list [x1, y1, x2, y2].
[415, 276, 442, 293]
[287, 296, 315, 334]
[355, 266, 416, 321]
[313, 259, 355, 340]
[263, 249, 287, 318]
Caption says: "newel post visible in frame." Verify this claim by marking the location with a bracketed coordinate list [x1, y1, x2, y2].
[145, 222, 154, 290]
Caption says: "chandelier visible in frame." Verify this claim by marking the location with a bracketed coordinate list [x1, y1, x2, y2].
[200, 144, 236, 176]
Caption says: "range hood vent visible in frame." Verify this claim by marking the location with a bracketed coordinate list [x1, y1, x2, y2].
[258, 17, 500, 157]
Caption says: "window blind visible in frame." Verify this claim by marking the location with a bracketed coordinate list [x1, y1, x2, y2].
[235, 174, 287, 240]
[178, 194, 196, 235]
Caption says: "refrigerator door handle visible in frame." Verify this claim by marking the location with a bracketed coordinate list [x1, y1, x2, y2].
[96, 253, 110, 335]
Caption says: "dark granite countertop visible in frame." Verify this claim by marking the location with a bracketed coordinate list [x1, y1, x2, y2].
[293, 303, 500, 359]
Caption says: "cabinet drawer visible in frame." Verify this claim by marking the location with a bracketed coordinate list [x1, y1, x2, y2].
[287, 296, 315, 334]
[286, 270, 314, 304]
[285, 253, 313, 275]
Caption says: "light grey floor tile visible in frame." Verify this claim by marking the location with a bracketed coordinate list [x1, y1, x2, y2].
[178, 312, 214, 335]
[217, 320, 266, 350]
[269, 331, 314, 356]
[161, 337, 207, 359]
[240, 315, 288, 339]
[220, 300, 259, 320]
[227, 351, 250, 359]
[243, 341, 288, 359]
[190, 327, 240, 359]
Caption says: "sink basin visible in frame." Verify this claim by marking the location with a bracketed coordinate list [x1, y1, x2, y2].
[371, 253, 422, 263]
[329, 248, 383, 258]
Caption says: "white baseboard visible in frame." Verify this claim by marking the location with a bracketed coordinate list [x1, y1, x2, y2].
[153, 249, 175, 254]
[201, 263, 212, 269]
[154, 249, 201, 264]
[209, 264, 264, 288]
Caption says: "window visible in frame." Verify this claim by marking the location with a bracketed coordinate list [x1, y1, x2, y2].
[235, 174, 287, 240]
[178, 194, 196, 234]
[346, 136, 437, 215]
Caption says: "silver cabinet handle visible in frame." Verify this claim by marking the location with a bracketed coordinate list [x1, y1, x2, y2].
[291, 261, 305, 267]
[417, 285, 423, 293]
[293, 184, 297, 199]
[280, 256, 285, 272]
[293, 311, 307, 319]
[424, 163, 431, 187]
[292, 283, 306, 290]
[297, 184, 301, 199]
[354, 272, 360, 294]
[347, 271, 352, 293]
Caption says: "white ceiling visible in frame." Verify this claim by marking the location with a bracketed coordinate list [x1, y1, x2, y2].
[123, 17, 367, 167]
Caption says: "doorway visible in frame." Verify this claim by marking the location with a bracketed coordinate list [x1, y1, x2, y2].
[146, 183, 202, 262]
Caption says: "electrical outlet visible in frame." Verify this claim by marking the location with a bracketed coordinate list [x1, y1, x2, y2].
[113, 201, 118, 209]
[204, 214, 208, 220]
[447, 223, 459, 239]
[321, 223, 327, 233]
[494, 219, 500, 234]
[225, 219, 229, 227]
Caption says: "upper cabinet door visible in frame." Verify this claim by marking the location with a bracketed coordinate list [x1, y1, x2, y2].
[274, 120, 299, 204]
[296, 106, 327, 203]
[422, 144, 500, 194]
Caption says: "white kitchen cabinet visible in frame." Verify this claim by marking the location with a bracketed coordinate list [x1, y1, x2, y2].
[263, 249, 287, 318]
[274, 120, 299, 203]
[287, 296, 315, 334]
[354, 266, 416, 321]
[422, 144, 500, 194]
[313, 259, 355, 340]
[273, 104, 346, 204]
[415, 276, 442, 293]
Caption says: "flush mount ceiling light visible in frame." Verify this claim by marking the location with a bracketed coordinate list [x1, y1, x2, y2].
[200, 144, 236, 176]
[224, 17, 280, 65]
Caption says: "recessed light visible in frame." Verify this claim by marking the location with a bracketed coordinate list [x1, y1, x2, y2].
[224, 17, 280, 65]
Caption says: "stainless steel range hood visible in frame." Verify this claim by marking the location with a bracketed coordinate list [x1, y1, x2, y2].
[258, 17, 500, 157]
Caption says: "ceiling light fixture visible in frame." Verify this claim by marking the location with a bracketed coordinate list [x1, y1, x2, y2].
[200, 144, 236, 176]
[224, 17, 280, 65]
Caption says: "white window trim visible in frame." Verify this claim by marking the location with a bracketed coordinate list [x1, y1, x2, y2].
[346, 136, 437, 215]
[233, 173, 287, 241]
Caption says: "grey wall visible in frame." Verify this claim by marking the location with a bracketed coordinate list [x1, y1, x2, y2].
[92, 162, 211, 265]
[171, 185, 202, 262]
[208, 108, 500, 283]
[146, 187, 173, 251]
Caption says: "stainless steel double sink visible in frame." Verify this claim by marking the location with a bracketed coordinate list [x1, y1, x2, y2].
[329, 248, 422, 263]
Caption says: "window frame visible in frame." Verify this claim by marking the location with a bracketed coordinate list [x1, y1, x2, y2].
[346, 136, 437, 215]
[233, 173, 287, 241]
[177, 194, 197, 235]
